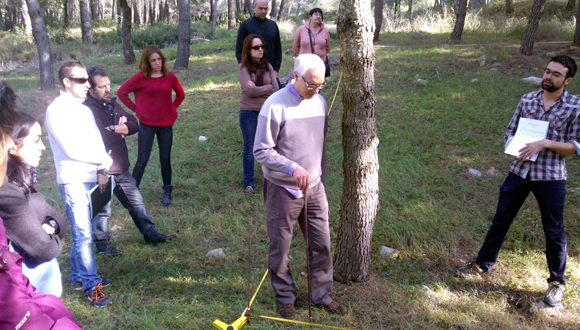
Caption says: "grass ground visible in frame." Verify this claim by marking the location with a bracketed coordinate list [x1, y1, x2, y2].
[4, 22, 580, 329]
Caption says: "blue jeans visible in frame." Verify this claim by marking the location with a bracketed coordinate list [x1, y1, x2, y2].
[476, 172, 567, 284]
[133, 122, 173, 187]
[239, 110, 259, 187]
[94, 170, 165, 244]
[59, 182, 102, 293]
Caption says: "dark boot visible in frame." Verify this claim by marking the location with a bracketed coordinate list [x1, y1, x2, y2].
[162, 185, 173, 206]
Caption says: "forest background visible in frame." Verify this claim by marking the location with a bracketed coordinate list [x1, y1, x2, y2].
[2, 0, 580, 328]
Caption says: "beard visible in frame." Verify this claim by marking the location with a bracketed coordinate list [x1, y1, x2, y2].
[542, 79, 562, 93]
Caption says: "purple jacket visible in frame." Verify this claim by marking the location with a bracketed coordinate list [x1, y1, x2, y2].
[0, 217, 82, 330]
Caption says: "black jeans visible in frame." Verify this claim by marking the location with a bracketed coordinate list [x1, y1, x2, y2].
[476, 172, 567, 284]
[93, 170, 165, 244]
[133, 122, 173, 187]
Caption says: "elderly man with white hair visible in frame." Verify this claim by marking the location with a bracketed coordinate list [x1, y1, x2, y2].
[254, 53, 346, 318]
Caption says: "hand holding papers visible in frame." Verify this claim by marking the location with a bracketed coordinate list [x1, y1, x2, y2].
[505, 118, 549, 162]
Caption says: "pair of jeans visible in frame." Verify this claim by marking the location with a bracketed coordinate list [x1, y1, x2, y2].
[10, 243, 62, 297]
[476, 172, 567, 284]
[94, 170, 165, 244]
[59, 182, 102, 293]
[239, 110, 259, 187]
[133, 122, 173, 187]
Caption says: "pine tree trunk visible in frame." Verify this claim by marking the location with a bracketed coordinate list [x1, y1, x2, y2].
[227, 0, 235, 28]
[520, 0, 546, 55]
[20, 0, 32, 37]
[373, 0, 383, 41]
[25, 0, 54, 90]
[174, 0, 189, 69]
[566, 0, 575, 11]
[451, 0, 467, 40]
[89, 0, 98, 19]
[210, 0, 216, 36]
[270, 0, 277, 19]
[119, 0, 135, 64]
[334, 0, 379, 283]
[574, 0, 580, 46]
[133, 0, 142, 25]
[506, 0, 514, 14]
[235, 0, 241, 13]
[441, 0, 447, 18]
[408, 0, 413, 20]
[80, 0, 93, 42]
[276, 0, 284, 20]
[112, 0, 116, 20]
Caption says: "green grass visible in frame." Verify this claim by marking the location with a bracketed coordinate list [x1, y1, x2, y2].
[4, 17, 580, 329]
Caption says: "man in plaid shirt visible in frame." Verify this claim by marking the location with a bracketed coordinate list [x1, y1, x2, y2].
[455, 55, 579, 310]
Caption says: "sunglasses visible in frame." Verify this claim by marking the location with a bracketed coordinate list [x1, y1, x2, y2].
[251, 44, 265, 50]
[67, 77, 89, 84]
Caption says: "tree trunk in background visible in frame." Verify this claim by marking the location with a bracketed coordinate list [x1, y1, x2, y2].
[373, 0, 383, 41]
[441, 0, 447, 18]
[112, 0, 116, 19]
[133, 0, 142, 25]
[334, 0, 379, 283]
[506, 0, 514, 14]
[80, 0, 94, 42]
[520, 0, 545, 55]
[573, 0, 580, 46]
[566, 0, 575, 11]
[270, 0, 277, 19]
[142, 0, 147, 23]
[98, 0, 103, 19]
[211, 0, 217, 36]
[276, 0, 284, 20]
[20, 0, 32, 37]
[119, 0, 135, 63]
[451, 0, 467, 40]
[174, 0, 189, 69]
[89, 0, 97, 19]
[227, 0, 235, 28]
[408, 0, 413, 20]
[25, 0, 54, 89]
[64, 0, 73, 26]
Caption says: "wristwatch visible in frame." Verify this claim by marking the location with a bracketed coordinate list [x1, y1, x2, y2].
[97, 168, 109, 176]
[108, 125, 115, 132]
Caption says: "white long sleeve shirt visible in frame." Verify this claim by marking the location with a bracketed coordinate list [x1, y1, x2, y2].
[46, 91, 112, 184]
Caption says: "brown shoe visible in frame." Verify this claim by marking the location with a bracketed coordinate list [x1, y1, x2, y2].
[277, 303, 296, 318]
[323, 301, 347, 315]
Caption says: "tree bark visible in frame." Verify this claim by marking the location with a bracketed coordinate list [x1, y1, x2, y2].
[334, 0, 379, 283]
[25, 0, 54, 90]
[235, 0, 241, 13]
[574, 0, 580, 46]
[451, 0, 467, 40]
[227, 0, 235, 28]
[63, 0, 74, 26]
[408, 0, 413, 20]
[174, 0, 189, 69]
[441, 0, 447, 18]
[119, 0, 135, 64]
[270, 0, 277, 19]
[133, 0, 142, 25]
[276, 0, 284, 20]
[20, 0, 32, 37]
[89, 0, 98, 19]
[520, 0, 546, 55]
[373, 0, 383, 41]
[506, 0, 514, 14]
[80, 0, 93, 43]
[210, 0, 216, 35]
[566, 0, 575, 11]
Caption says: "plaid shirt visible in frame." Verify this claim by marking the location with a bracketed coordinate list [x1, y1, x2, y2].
[505, 89, 580, 181]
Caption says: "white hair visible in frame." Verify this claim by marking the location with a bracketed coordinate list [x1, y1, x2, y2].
[293, 54, 325, 77]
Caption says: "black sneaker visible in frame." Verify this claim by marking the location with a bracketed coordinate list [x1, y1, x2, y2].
[71, 277, 111, 291]
[96, 244, 123, 257]
[454, 261, 490, 278]
[86, 283, 113, 307]
[148, 234, 177, 245]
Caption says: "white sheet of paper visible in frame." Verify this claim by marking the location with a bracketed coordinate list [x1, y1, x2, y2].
[504, 118, 550, 162]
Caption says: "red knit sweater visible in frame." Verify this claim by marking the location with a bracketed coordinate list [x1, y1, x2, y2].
[117, 71, 185, 127]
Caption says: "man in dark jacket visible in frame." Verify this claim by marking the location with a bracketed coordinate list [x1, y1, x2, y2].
[235, 0, 282, 80]
[83, 67, 175, 257]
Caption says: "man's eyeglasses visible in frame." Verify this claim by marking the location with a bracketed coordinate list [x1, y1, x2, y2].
[67, 77, 89, 84]
[301, 76, 326, 90]
[544, 69, 565, 79]
[251, 44, 265, 50]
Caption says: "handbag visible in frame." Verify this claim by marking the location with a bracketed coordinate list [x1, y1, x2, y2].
[307, 29, 330, 78]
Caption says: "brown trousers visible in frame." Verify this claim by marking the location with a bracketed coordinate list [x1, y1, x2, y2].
[263, 179, 333, 306]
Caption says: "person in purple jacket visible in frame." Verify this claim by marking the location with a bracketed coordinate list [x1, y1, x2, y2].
[0, 81, 82, 330]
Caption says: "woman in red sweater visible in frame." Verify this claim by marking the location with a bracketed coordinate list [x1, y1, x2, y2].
[292, 8, 331, 77]
[117, 45, 185, 206]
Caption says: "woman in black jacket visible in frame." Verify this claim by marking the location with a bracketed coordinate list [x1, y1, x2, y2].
[0, 113, 67, 297]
